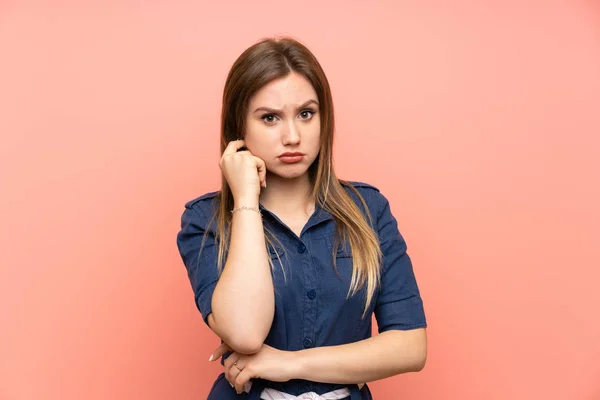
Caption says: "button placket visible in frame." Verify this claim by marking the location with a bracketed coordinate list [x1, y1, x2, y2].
[298, 238, 316, 353]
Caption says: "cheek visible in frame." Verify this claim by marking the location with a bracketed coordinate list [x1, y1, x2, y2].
[244, 122, 265, 145]
[243, 119, 259, 142]
[244, 124, 277, 157]
[307, 124, 321, 151]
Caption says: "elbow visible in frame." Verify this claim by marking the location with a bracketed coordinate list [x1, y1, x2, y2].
[412, 327, 427, 372]
[389, 328, 427, 373]
[208, 313, 267, 354]
[226, 334, 264, 355]
[414, 352, 427, 372]
[413, 340, 427, 372]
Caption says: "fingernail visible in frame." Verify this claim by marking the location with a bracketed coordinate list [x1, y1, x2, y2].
[208, 354, 214, 361]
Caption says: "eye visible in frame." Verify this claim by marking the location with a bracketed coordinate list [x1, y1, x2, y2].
[260, 113, 278, 125]
[299, 109, 316, 120]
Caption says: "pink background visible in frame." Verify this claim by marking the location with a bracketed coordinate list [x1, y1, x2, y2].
[1, 1, 599, 399]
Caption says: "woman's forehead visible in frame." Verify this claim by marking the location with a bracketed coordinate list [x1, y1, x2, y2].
[249, 73, 317, 109]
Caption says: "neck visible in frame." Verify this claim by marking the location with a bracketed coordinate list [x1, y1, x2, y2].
[259, 172, 315, 216]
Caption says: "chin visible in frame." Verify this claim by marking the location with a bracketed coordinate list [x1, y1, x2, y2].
[269, 165, 310, 180]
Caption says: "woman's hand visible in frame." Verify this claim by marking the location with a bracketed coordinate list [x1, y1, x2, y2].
[210, 342, 297, 394]
[219, 139, 267, 202]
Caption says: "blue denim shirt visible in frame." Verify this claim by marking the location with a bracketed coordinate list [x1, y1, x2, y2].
[176, 181, 427, 399]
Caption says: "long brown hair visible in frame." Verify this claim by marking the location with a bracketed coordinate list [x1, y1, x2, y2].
[206, 36, 382, 317]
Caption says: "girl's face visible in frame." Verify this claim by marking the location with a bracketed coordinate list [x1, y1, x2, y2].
[244, 72, 321, 180]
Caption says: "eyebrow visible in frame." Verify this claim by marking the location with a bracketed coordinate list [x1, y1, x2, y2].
[253, 99, 319, 114]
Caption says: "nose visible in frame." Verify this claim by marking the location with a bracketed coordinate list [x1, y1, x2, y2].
[281, 120, 301, 146]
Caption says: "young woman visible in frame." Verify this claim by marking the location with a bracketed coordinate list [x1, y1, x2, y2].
[176, 37, 427, 400]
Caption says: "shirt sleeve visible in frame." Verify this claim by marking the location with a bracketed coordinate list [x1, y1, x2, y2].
[176, 202, 219, 326]
[373, 191, 427, 332]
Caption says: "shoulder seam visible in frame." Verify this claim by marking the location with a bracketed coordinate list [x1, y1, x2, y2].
[185, 198, 208, 221]
[184, 191, 219, 209]
[341, 180, 380, 192]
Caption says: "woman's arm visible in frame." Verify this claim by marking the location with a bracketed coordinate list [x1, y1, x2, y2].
[214, 328, 427, 394]
[209, 141, 274, 354]
[208, 202, 274, 355]
[293, 328, 427, 384]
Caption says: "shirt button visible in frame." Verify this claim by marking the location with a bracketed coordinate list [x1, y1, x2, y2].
[307, 289, 316, 299]
[303, 337, 313, 348]
[297, 243, 306, 253]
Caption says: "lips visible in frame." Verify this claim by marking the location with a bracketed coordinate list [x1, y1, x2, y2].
[279, 152, 304, 157]
[279, 152, 305, 164]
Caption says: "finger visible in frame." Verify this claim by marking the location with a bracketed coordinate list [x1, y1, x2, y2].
[224, 354, 244, 388]
[210, 342, 232, 362]
[254, 157, 267, 187]
[223, 140, 246, 156]
[225, 363, 242, 388]
[226, 363, 243, 389]
[223, 352, 240, 369]
[234, 367, 253, 395]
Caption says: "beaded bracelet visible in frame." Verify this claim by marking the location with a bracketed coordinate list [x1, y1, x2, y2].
[231, 205, 261, 215]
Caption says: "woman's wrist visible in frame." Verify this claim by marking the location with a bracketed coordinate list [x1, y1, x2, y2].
[287, 349, 307, 381]
[233, 195, 259, 209]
